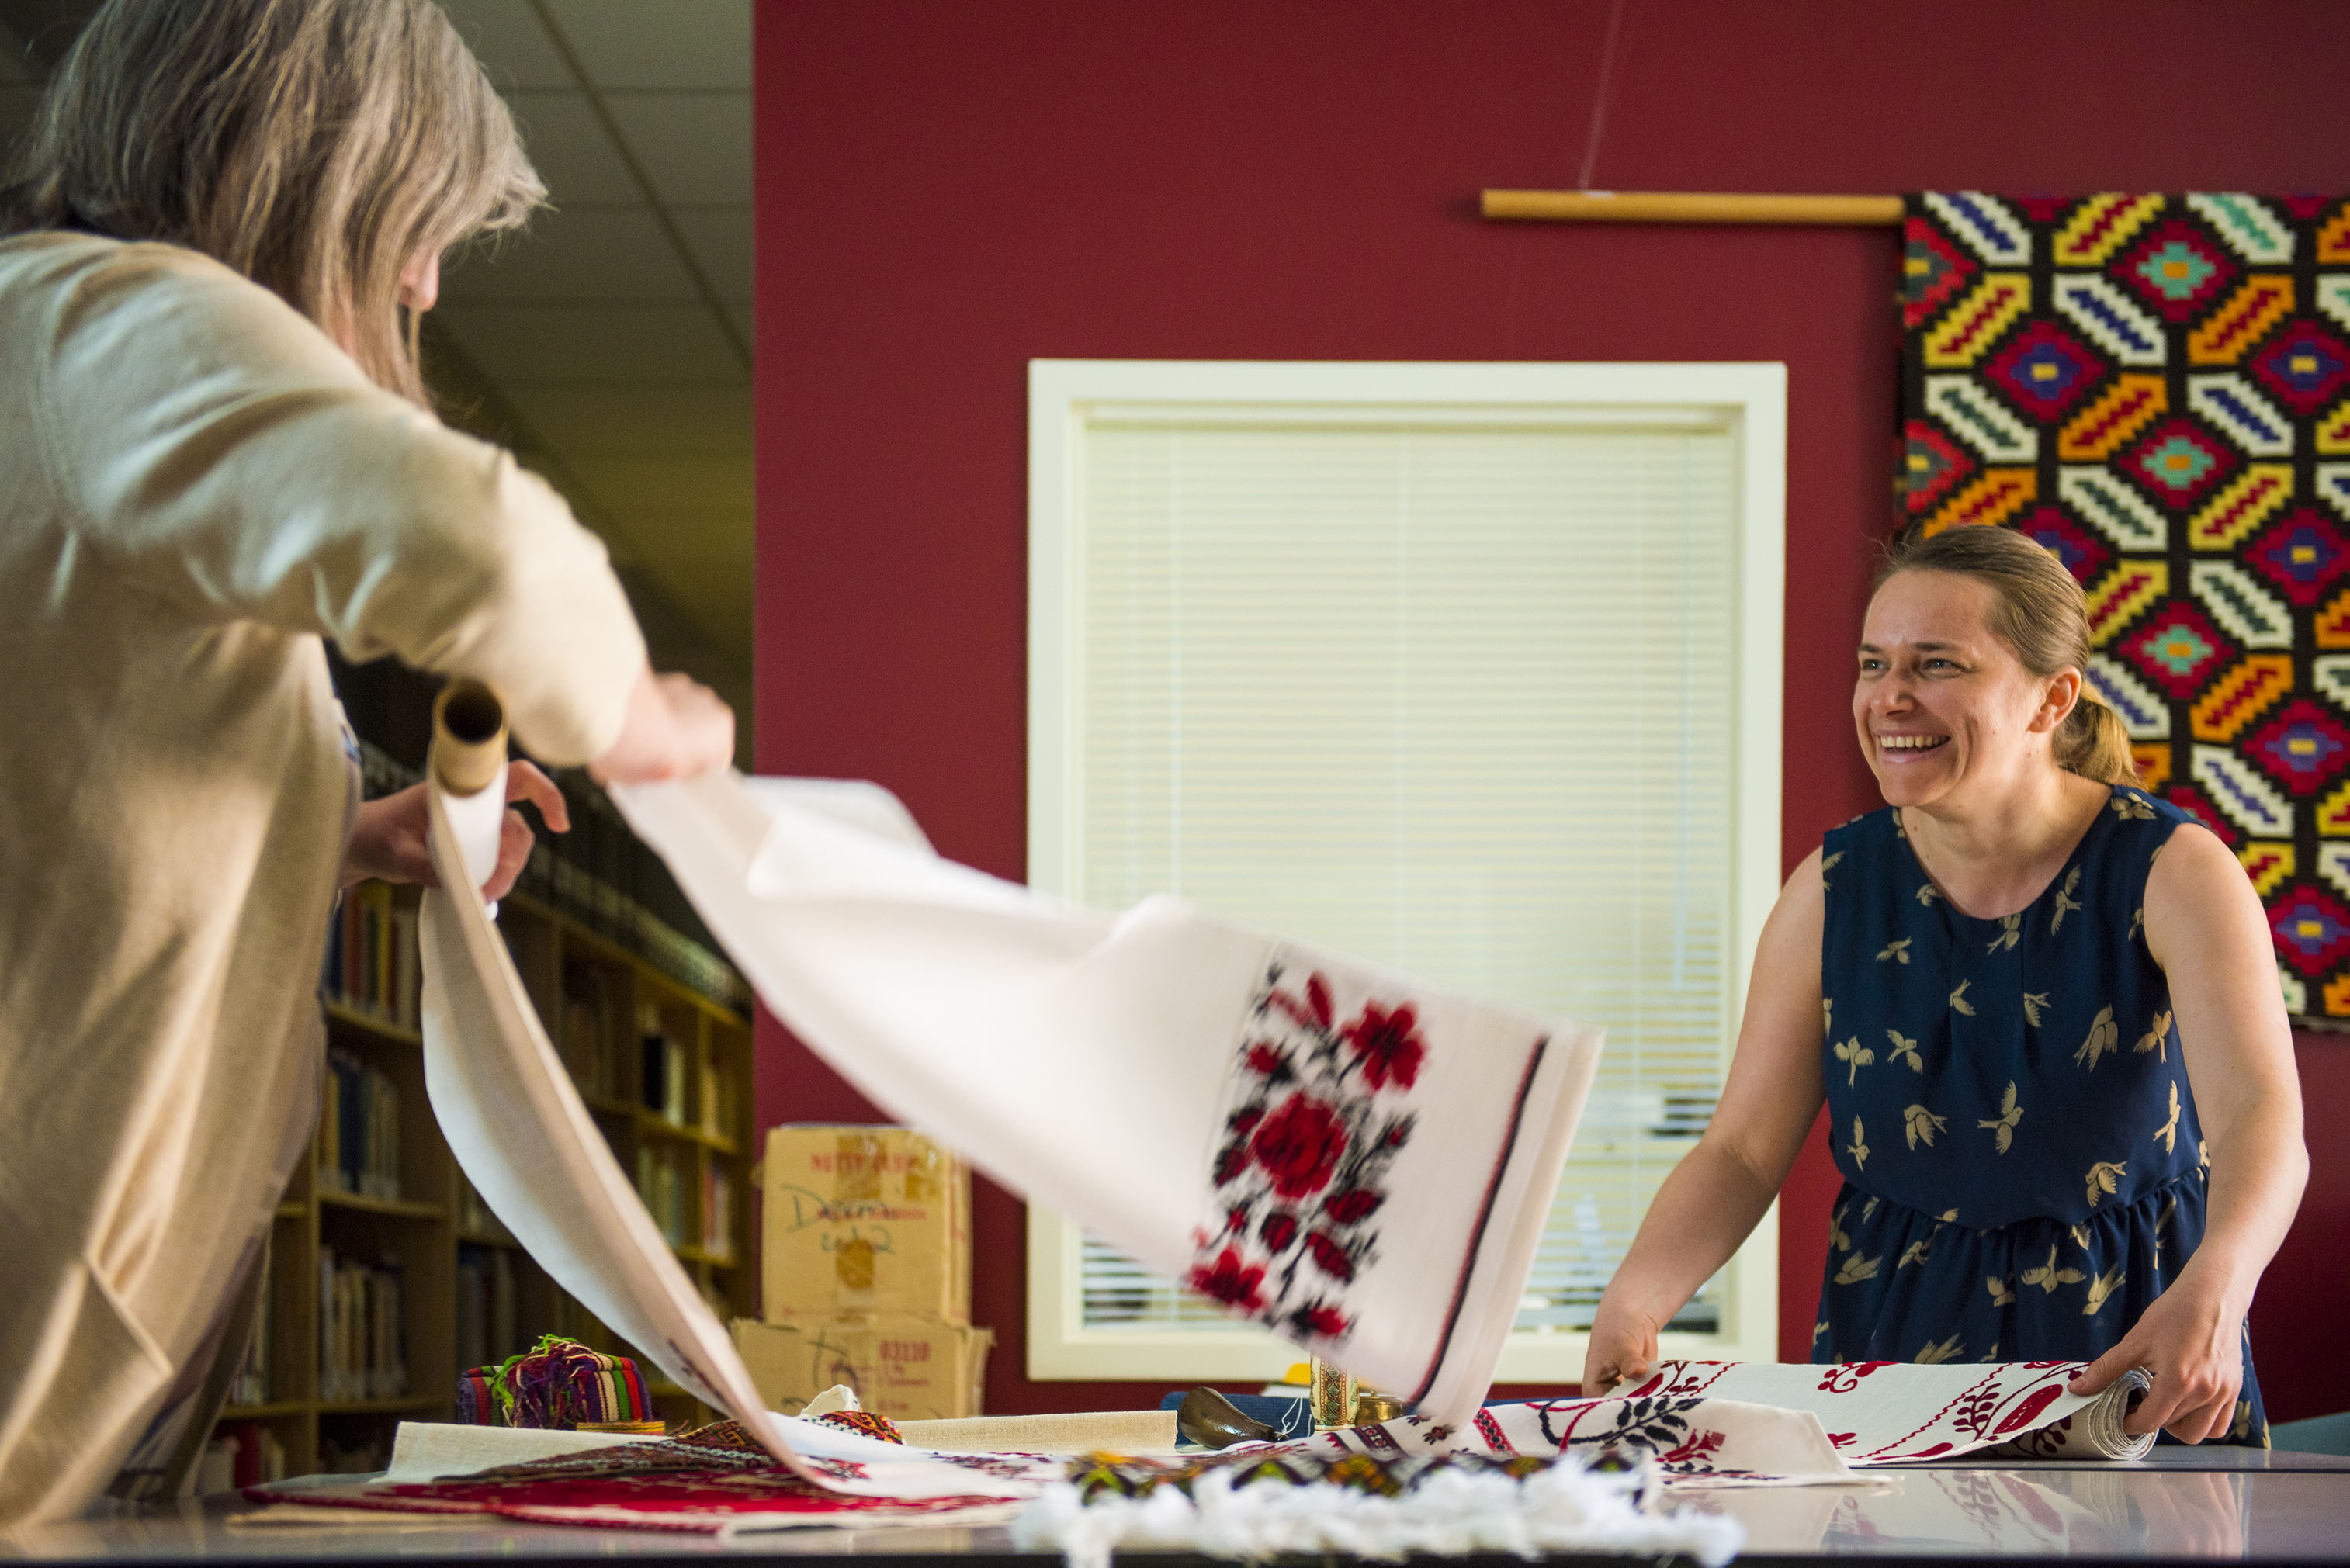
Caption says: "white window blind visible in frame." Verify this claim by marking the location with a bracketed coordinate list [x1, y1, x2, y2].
[1027, 362, 1784, 1382]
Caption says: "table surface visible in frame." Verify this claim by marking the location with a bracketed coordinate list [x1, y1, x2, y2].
[6, 1450, 2349, 1566]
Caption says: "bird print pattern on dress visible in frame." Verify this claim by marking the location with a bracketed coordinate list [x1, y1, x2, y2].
[1814, 786, 2266, 1445]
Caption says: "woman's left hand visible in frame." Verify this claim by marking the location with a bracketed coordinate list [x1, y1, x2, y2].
[2066, 1265, 2246, 1444]
[341, 760, 570, 901]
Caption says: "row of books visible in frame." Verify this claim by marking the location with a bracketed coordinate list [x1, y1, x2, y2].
[456, 1244, 523, 1379]
[195, 1424, 287, 1493]
[633, 1144, 737, 1258]
[318, 1250, 407, 1404]
[456, 1172, 515, 1244]
[319, 1050, 401, 1201]
[321, 880, 420, 1027]
[354, 737, 747, 1012]
[557, 972, 736, 1140]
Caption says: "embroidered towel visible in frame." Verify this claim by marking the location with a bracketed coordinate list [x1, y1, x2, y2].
[610, 771, 1604, 1423]
[1617, 1360, 2157, 1462]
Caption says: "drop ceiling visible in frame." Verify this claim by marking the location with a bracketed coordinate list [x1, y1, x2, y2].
[0, 0, 756, 749]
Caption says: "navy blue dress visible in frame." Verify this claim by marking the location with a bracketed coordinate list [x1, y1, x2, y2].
[1814, 784, 2265, 1447]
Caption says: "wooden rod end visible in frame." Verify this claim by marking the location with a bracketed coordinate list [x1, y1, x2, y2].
[430, 680, 508, 795]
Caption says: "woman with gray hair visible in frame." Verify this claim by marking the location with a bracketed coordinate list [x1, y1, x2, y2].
[0, 0, 731, 1520]
[1585, 524, 2307, 1449]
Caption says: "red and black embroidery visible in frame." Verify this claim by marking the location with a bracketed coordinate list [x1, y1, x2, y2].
[1187, 959, 1423, 1342]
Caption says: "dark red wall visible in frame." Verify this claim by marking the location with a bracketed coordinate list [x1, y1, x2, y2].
[752, 0, 2350, 1421]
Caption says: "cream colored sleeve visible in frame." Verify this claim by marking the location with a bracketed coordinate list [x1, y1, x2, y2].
[33, 242, 646, 766]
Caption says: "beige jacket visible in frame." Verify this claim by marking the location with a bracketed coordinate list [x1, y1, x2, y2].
[0, 234, 646, 1524]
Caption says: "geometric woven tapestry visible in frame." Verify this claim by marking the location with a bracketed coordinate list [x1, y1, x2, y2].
[1900, 191, 2350, 1022]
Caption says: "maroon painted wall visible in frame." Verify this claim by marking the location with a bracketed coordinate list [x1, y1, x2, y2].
[752, 0, 2350, 1421]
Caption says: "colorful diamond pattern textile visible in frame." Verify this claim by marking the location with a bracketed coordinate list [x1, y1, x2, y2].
[1902, 192, 2350, 1020]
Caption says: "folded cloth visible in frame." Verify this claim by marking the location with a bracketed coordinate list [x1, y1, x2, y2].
[896, 1411, 1178, 1456]
[456, 1337, 653, 1430]
[254, 1418, 1054, 1533]
[1615, 1360, 2158, 1462]
[611, 773, 1605, 1424]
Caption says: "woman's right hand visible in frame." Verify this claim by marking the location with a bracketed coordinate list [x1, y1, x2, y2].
[1582, 1299, 1662, 1397]
[591, 669, 736, 784]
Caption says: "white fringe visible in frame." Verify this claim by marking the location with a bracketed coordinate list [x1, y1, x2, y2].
[1010, 1462, 1744, 1568]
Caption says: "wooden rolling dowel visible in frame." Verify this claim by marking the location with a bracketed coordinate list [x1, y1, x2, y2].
[429, 680, 508, 794]
[1482, 189, 1905, 227]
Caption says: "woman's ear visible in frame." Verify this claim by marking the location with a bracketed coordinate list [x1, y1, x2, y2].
[2033, 667, 2084, 734]
[397, 251, 441, 313]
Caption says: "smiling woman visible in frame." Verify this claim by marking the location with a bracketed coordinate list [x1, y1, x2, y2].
[1586, 524, 2308, 1452]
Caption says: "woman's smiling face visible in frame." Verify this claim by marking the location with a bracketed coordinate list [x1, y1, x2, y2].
[1854, 569, 2072, 808]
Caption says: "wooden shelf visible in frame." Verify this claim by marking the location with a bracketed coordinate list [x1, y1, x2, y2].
[324, 998, 422, 1046]
[317, 1395, 441, 1416]
[318, 1188, 444, 1220]
[456, 1231, 522, 1249]
[585, 1095, 741, 1154]
[216, 875, 754, 1480]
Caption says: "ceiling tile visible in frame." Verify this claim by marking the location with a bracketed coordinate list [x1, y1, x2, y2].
[566, 458, 752, 513]
[538, 0, 749, 90]
[435, 0, 573, 91]
[506, 91, 641, 205]
[433, 303, 746, 382]
[602, 93, 750, 207]
[501, 382, 752, 457]
[669, 206, 750, 303]
[442, 205, 698, 303]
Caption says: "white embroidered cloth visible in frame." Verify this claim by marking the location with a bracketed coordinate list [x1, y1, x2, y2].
[612, 772, 1605, 1424]
[1613, 1360, 2156, 1463]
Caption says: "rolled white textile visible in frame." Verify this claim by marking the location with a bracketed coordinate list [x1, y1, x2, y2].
[1612, 1360, 2158, 1463]
[611, 770, 1604, 1424]
[415, 781, 827, 1483]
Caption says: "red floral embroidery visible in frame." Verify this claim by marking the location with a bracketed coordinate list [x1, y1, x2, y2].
[1298, 1303, 1350, 1338]
[1247, 1094, 1349, 1198]
[1189, 959, 1423, 1344]
[1343, 1002, 1426, 1091]
[1305, 1231, 1355, 1281]
[1187, 1248, 1267, 1311]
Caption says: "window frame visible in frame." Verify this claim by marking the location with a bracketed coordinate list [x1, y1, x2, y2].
[1024, 358, 1787, 1383]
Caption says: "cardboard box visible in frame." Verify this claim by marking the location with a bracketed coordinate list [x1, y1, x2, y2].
[731, 1317, 993, 1421]
[761, 1126, 971, 1324]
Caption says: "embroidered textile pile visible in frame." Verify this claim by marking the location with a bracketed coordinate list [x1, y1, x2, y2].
[251, 1362, 2148, 1559]
[1900, 190, 2350, 1019]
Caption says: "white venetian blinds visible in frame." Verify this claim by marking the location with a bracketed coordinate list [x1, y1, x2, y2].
[1056, 403, 1744, 1340]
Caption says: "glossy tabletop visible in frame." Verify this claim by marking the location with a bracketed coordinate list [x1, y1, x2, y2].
[5, 1452, 2347, 1566]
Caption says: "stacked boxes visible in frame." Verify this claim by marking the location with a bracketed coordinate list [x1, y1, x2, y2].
[732, 1126, 990, 1420]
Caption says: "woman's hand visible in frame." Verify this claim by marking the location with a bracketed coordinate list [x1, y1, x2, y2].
[1582, 1300, 1662, 1397]
[341, 760, 570, 901]
[591, 669, 735, 785]
[2067, 1266, 2246, 1444]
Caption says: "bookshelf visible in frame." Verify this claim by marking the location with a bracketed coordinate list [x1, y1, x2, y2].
[206, 870, 755, 1483]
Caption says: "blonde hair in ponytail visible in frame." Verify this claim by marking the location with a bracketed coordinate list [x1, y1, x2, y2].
[1877, 526, 2141, 787]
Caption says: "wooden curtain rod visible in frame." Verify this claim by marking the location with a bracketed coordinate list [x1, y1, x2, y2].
[1482, 189, 1905, 226]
